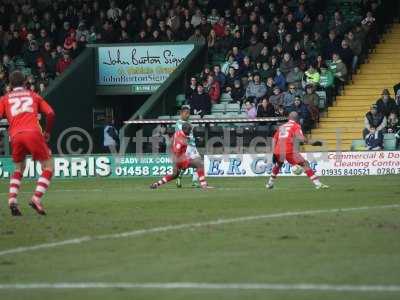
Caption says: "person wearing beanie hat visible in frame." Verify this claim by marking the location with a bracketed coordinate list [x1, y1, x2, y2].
[375, 88, 397, 117]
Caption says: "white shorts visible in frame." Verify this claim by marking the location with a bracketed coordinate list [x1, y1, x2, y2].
[186, 145, 201, 159]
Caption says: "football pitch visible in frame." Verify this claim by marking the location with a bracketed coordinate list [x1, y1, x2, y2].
[0, 176, 399, 300]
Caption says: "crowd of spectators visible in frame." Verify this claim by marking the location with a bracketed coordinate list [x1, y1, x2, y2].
[363, 88, 400, 150]
[0, 0, 392, 129]
[180, 0, 389, 134]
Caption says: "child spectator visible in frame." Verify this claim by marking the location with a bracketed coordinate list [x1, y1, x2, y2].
[365, 127, 383, 150]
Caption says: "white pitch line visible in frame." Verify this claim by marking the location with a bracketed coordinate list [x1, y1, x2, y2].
[0, 204, 399, 257]
[0, 282, 399, 292]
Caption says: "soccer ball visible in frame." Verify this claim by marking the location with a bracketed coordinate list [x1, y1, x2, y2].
[291, 165, 304, 176]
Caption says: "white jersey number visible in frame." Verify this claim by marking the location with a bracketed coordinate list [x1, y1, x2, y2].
[9, 97, 34, 117]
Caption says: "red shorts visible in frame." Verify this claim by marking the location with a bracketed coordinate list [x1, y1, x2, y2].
[175, 158, 191, 170]
[273, 152, 305, 166]
[11, 131, 51, 163]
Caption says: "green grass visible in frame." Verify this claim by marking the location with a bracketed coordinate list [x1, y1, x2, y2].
[0, 176, 400, 300]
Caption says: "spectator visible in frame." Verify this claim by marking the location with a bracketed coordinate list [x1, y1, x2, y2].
[386, 112, 400, 134]
[273, 68, 286, 90]
[185, 77, 198, 102]
[395, 89, 400, 114]
[257, 46, 270, 64]
[189, 84, 211, 117]
[376, 89, 397, 117]
[56, 50, 72, 75]
[345, 31, 362, 72]
[282, 84, 302, 111]
[279, 52, 295, 77]
[198, 16, 212, 38]
[269, 86, 284, 109]
[286, 66, 303, 89]
[329, 52, 347, 91]
[363, 104, 387, 138]
[230, 79, 245, 106]
[207, 29, 217, 60]
[338, 39, 354, 72]
[304, 63, 320, 87]
[191, 9, 202, 28]
[257, 97, 275, 118]
[221, 55, 239, 74]
[265, 77, 275, 99]
[213, 65, 226, 88]
[290, 96, 312, 131]
[239, 55, 252, 77]
[303, 85, 320, 123]
[319, 64, 334, 104]
[245, 73, 267, 102]
[323, 30, 340, 60]
[245, 36, 264, 61]
[256, 97, 275, 135]
[225, 67, 238, 91]
[207, 8, 220, 25]
[259, 62, 275, 82]
[213, 17, 225, 38]
[244, 99, 257, 118]
[188, 28, 206, 44]
[204, 74, 221, 104]
[275, 105, 288, 118]
[365, 127, 383, 150]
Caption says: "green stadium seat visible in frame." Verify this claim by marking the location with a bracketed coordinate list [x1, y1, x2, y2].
[211, 103, 226, 114]
[225, 103, 240, 113]
[220, 93, 232, 103]
[351, 139, 366, 151]
[316, 91, 327, 109]
[157, 115, 171, 120]
[383, 134, 397, 150]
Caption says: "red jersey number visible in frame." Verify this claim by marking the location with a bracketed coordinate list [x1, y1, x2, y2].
[9, 96, 34, 116]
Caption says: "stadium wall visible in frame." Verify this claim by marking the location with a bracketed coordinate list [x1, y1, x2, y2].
[43, 48, 98, 153]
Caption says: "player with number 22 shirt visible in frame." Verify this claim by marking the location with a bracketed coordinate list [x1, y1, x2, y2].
[0, 71, 55, 216]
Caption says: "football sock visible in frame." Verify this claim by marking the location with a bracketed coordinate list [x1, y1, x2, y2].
[32, 169, 53, 203]
[268, 164, 281, 185]
[9, 171, 22, 206]
[192, 170, 199, 182]
[196, 168, 207, 187]
[305, 169, 321, 186]
[156, 174, 175, 186]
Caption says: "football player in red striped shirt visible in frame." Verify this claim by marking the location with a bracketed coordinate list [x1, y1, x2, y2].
[150, 122, 210, 189]
[0, 71, 55, 215]
[267, 111, 328, 190]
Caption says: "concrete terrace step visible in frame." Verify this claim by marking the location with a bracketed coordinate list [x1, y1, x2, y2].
[321, 117, 364, 122]
[353, 74, 400, 80]
[311, 133, 362, 140]
[318, 123, 363, 129]
[333, 97, 377, 107]
[312, 127, 362, 133]
[342, 90, 387, 96]
[359, 69, 400, 75]
[329, 106, 370, 111]
[336, 95, 376, 100]
[327, 111, 365, 118]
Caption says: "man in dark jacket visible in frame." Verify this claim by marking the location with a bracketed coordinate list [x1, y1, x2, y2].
[363, 104, 387, 138]
[189, 84, 211, 117]
[376, 89, 397, 117]
[290, 96, 311, 131]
